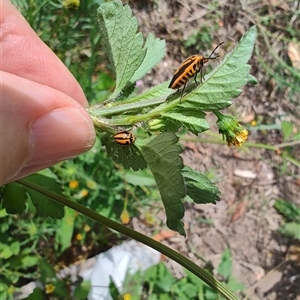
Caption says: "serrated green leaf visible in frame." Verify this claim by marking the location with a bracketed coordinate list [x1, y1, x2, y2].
[124, 170, 156, 186]
[149, 117, 181, 133]
[138, 133, 186, 235]
[162, 109, 208, 135]
[103, 133, 147, 170]
[23, 288, 44, 300]
[39, 259, 57, 283]
[247, 74, 258, 84]
[281, 121, 294, 141]
[10, 241, 20, 255]
[0, 244, 13, 259]
[98, 0, 146, 99]
[274, 199, 300, 221]
[21, 256, 39, 268]
[121, 82, 136, 98]
[2, 182, 27, 214]
[24, 174, 64, 219]
[55, 207, 75, 252]
[180, 26, 257, 110]
[227, 276, 245, 293]
[132, 82, 171, 103]
[217, 249, 232, 279]
[0, 282, 8, 293]
[74, 281, 91, 299]
[294, 131, 300, 140]
[182, 166, 220, 204]
[279, 222, 300, 239]
[130, 33, 165, 83]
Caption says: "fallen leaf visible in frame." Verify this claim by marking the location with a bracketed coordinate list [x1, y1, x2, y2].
[152, 230, 176, 242]
[269, 0, 290, 11]
[288, 42, 300, 70]
[287, 245, 300, 264]
[241, 112, 256, 124]
[231, 201, 247, 222]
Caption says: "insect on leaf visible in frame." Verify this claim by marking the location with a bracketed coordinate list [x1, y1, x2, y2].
[181, 26, 258, 110]
[103, 133, 147, 171]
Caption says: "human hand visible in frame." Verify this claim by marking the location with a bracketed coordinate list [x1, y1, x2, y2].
[0, 1, 96, 185]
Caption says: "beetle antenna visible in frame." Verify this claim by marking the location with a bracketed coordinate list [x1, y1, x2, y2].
[208, 42, 224, 59]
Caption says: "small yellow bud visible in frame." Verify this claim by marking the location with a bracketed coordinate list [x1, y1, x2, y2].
[120, 210, 130, 224]
[62, 0, 80, 8]
[69, 180, 79, 189]
[123, 293, 131, 300]
[45, 283, 55, 294]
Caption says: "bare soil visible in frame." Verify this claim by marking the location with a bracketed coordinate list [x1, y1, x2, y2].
[130, 1, 300, 299]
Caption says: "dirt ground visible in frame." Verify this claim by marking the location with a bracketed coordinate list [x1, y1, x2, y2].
[129, 1, 300, 299]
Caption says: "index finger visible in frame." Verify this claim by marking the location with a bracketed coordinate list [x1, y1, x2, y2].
[0, 0, 88, 107]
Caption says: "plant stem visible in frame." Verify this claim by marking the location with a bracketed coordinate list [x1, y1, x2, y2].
[18, 178, 241, 300]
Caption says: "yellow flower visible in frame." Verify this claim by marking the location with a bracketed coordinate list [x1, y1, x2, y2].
[144, 212, 155, 225]
[227, 129, 248, 147]
[79, 189, 89, 198]
[62, 0, 80, 8]
[69, 180, 79, 189]
[123, 293, 131, 300]
[215, 112, 248, 147]
[7, 286, 14, 294]
[75, 233, 83, 241]
[45, 283, 55, 294]
[86, 179, 97, 190]
[120, 210, 130, 224]
[84, 224, 91, 232]
[251, 120, 257, 126]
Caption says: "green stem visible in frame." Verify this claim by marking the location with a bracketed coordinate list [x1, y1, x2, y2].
[90, 94, 181, 128]
[212, 110, 223, 120]
[18, 178, 241, 300]
[180, 133, 300, 168]
[89, 97, 166, 117]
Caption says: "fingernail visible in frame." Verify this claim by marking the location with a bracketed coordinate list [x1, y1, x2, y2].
[28, 108, 95, 166]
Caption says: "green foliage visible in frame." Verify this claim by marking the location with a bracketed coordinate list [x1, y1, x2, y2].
[180, 28, 257, 109]
[89, 0, 257, 235]
[138, 133, 186, 235]
[55, 207, 76, 253]
[255, 26, 300, 101]
[2, 172, 64, 219]
[103, 133, 147, 171]
[10, 257, 90, 300]
[115, 249, 244, 299]
[0, 207, 40, 298]
[0, 138, 157, 295]
[97, 1, 165, 100]
[24, 174, 64, 218]
[182, 166, 220, 204]
[2, 182, 26, 214]
[281, 121, 294, 141]
[274, 199, 300, 240]
[162, 109, 208, 135]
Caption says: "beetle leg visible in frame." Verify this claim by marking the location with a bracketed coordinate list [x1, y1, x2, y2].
[180, 82, 187, 103]
[200, 68, 204, 84]
[194, 73, 198, 86]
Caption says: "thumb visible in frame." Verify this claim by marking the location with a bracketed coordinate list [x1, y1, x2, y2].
[0, 72, 96, 185]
